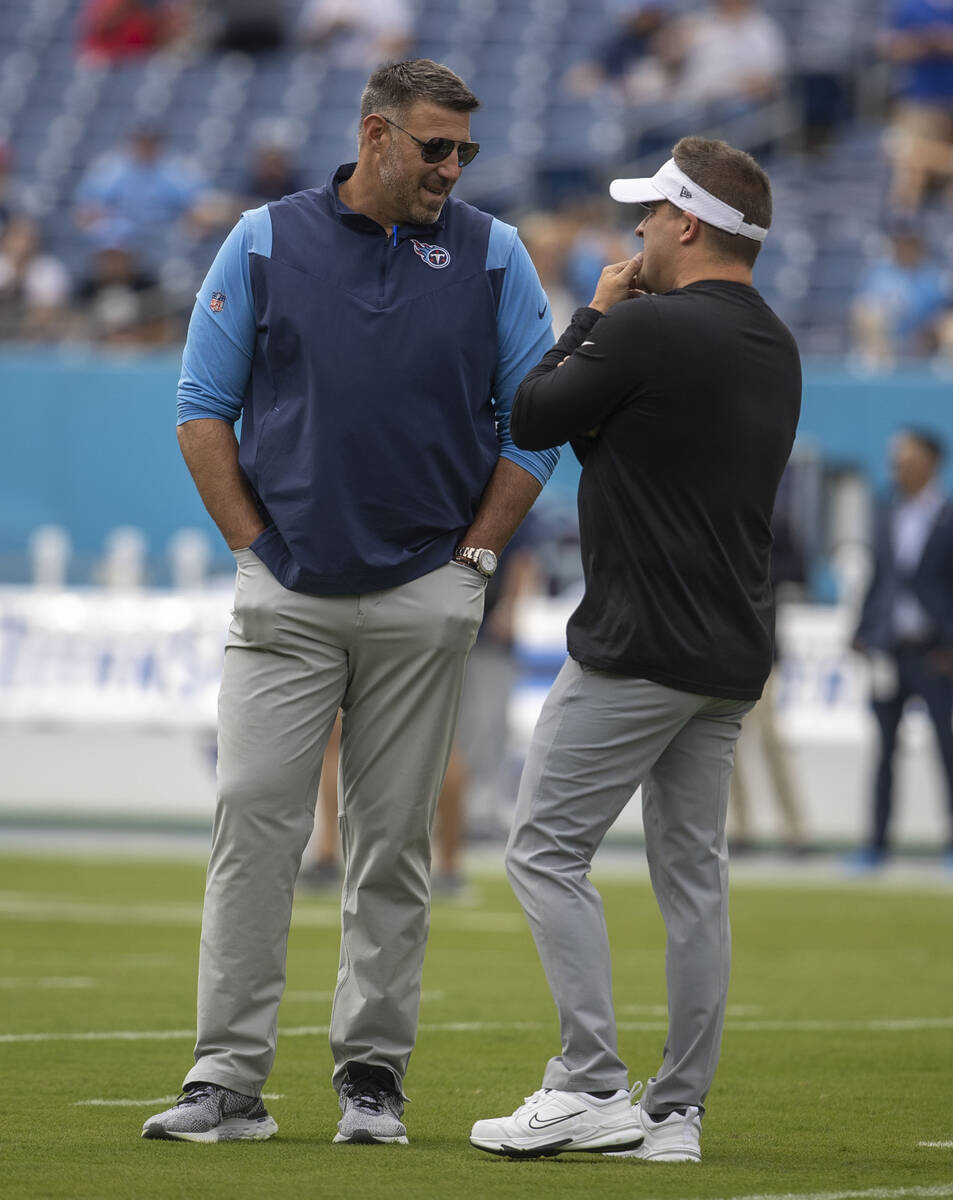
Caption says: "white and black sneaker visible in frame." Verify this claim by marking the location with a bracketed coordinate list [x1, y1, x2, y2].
[604, 1101, 702, 1162]
[334, 1063, 408, 1145]
[469, 1086, 644, 1158]
[141, 1082, 277, 1142]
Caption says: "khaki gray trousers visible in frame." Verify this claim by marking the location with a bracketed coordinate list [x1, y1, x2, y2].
[184, 551, 485, 1098]
[505, 658, 752, 1114]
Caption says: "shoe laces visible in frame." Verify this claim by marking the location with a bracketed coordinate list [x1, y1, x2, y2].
[629, 1080, 644, 1103]
[343, 1079, 391, 1113]
[515, 1088, 553, 1115]
[175, 1084, 218, 1107]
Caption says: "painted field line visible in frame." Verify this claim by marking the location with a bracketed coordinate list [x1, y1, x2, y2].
[5, 1016, 953, 1045]
[284, 988, 445, 1004]
[919, 1141, 953, 1148]
[0, 893, 522, 933]
[700, 1186, 953, 1200]
[74, 1093, 285, 1107]
[617, 1017, 953, 1034]
[0, 976, 94, 989]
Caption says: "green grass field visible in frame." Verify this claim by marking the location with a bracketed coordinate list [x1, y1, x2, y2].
[1, 851, 952, 1199]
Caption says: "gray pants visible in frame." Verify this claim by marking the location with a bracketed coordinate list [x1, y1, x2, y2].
[505, 658, 751, 1113]
[184, 552, 485, 1098]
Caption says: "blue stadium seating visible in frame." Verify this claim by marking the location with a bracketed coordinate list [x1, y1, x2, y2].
[0, 0, 939, 356]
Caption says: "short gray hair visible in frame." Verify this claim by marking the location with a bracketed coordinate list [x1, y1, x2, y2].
[360, 59, 480, 129]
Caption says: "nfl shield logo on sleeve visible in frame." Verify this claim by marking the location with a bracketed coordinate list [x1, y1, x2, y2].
[209, 291, 226, 313]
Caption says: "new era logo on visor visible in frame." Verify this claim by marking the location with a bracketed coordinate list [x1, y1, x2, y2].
[679, 185, 692, 199]
[411, 240, 451, 269]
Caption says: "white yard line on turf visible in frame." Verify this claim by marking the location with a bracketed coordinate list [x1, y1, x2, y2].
[74, 1093, 284, 1107]
[284, 988, 445, 1004]
[0, 976, 94, 988]
[5, 1016, 953, 1044]
[918, 1142, 953, 1148]
[0, 893, 523, 933]
[699, 1187, 953, 1200]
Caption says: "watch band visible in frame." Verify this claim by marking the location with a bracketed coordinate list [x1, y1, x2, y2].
[454, 545, 498, 576]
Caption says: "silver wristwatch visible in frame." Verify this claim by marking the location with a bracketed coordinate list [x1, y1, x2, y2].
[454, 545, 498, 577]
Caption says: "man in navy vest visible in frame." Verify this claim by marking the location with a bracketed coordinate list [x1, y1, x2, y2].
[142, 59, 558, 1146]
[852, 428, 953, 868]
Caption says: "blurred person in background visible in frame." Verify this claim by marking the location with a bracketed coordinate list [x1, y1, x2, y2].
[667, 0, 789, 115]
[850, 222, 949, 367]
[241, 136, 305, 207]
[565, 200, 638, 311]
[520, 212, 577, 339]
[298, 0, 413, 69]
[207, 0, 286, 53]
[564, 0, 677, 106]
[471, 137, 800, 1163]
[141, 58, 558, 1148]
[75, 242, 179, 345]
[0, 216, 72, 341]
[0, 142, 22, 241]
[729, 508, 809, 855]
[296, 712, 344, 889]
[73, 124, 219, 265]
[77, 0, 188, 62]
[881, 0, 953, 209]
[851, 428, 953, 870]
[790, 0, 867, 154]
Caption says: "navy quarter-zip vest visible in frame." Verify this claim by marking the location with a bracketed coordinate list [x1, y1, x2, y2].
[178, 164, 558, 594]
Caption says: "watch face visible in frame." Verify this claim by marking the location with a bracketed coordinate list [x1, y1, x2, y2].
[476, 549, 498, 575]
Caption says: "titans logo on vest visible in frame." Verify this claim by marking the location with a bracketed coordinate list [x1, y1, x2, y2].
[411, 240, 451, 269]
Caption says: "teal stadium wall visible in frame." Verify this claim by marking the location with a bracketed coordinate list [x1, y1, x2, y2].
[2, 349, 953, 581]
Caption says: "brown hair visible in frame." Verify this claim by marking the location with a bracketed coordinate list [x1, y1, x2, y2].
[671, 136, 772, 267]
[360, 59, 480, 134]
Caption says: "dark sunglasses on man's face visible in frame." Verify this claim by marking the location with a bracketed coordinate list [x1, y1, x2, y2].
[382, 116, 480, 168]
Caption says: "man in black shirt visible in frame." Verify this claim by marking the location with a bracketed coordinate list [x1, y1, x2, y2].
[470, 137, 801, 1163]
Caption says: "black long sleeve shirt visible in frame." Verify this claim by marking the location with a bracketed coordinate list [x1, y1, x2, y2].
[512, 280, 801, 700]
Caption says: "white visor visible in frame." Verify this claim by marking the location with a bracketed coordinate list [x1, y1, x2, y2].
[609, 158, 768, 242]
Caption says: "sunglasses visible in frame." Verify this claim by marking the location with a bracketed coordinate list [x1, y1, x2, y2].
[382, 116, 480, 168]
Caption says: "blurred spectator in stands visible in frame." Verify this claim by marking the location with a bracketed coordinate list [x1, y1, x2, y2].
[0, 216, 72, 341]
[882, 0, 953, 209]
[207, 0, 285, 53]
[0, 143, 15, 240]
[75, 243, 177, 345]
[298, 0, 413, 69]
[730, 508, 810, 855]
[669, 0, 789, 111]
[850, 428, 953, 870]
[790, 0, 867, 154]
[74, 124, 219, 262]
[564, 200, 637, 309]
[242, 135, 304, 206]
[850, 223, 949, 366]
[519, 212, 576, 337]
[564, 0, 678, 106]
[77, 0, 188, 62]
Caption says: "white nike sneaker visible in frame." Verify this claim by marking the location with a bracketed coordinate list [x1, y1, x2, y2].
[469, 1086, 644, 1158]
[604, 1102, 702, 1163]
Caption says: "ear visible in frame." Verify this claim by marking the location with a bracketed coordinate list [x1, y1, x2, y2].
[679, 211, 701, 244]
[361, 114, 389, 155]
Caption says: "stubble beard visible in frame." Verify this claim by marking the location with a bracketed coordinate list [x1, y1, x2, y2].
[378, 145, 449, 226]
